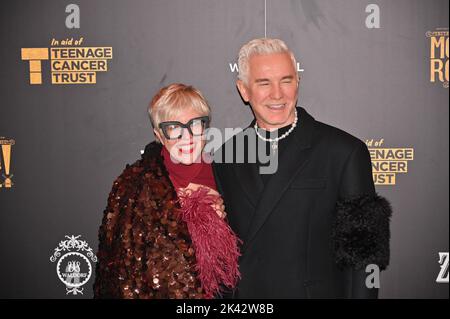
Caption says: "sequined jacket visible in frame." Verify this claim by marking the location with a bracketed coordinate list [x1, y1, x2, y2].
[93, 142, 205, 299]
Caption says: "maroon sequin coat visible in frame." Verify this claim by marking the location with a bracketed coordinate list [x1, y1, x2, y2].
[93, 142, 205, 298]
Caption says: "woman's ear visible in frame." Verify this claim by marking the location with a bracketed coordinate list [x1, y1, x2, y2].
[154, 129, 164, 145]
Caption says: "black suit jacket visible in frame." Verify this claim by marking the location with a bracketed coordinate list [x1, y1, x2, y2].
[213, 107, 391, 298]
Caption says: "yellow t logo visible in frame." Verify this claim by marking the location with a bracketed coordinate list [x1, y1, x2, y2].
[21, 48, 49, 84]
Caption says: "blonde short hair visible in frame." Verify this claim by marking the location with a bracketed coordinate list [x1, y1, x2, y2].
[237, 38, 298, 85]
[148, 83, 211, 130]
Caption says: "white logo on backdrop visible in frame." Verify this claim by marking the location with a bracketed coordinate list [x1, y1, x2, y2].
[50, 235, 97, 295]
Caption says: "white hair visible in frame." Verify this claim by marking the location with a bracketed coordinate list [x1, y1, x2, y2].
[237, 38, 298, 85]
[148, 83, 210, 129]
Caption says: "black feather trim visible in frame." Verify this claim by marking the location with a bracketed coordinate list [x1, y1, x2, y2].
[332, 194, 392, 271]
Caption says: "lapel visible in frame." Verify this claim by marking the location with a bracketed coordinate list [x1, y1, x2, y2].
[231, 145, 265, 208]
[238, 107, 316, 252]
[233, 120, 264, 208]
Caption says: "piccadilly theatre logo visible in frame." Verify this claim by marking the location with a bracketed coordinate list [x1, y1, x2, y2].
[427, 28, 449, 88]
[366, 138, 414, 186]
[21, 37, 113, 85]
[0, 137, 14, 189]
[50, 235, 97, 295]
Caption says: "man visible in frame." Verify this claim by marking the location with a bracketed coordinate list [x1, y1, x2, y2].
[213, 38, 392, 298]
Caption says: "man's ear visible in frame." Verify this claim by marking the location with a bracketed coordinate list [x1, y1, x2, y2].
[236, 80, 250, 103]
[154, 129, 164, 145]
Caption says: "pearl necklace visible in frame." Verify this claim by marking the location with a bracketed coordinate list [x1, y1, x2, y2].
[254, 109, 298, 152]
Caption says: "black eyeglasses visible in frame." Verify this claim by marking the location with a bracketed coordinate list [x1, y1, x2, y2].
[158, 116, 210, 140]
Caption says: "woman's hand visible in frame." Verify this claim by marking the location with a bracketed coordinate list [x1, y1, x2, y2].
[213, 197, 227, 219]
[183, 183, 227, 219]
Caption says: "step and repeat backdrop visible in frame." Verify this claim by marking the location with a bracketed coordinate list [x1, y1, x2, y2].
[0, 0, 448, 298]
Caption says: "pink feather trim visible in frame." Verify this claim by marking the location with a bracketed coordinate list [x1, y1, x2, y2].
[177, 187, 241, 298]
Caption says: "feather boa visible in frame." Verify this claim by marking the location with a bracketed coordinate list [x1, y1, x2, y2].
[177, 186, 241, 298]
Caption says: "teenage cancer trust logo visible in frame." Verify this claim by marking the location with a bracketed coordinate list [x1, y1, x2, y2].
[50, 235, 97, 295]
[21, 37, 112, 85]
[366, 138, 414, 185]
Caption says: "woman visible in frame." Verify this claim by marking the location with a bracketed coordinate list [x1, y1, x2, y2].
[94, 83, 240, 299]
